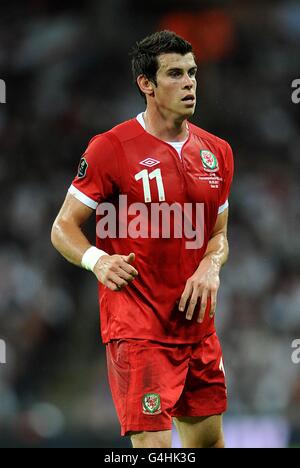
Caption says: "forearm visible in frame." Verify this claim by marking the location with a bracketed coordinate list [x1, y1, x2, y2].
[51, 218, 92, 267]
[51, 216, 138, 291]
[202, 233, 229, 272]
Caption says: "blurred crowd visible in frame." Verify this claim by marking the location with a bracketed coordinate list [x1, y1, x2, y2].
[0, 0, 300, 447]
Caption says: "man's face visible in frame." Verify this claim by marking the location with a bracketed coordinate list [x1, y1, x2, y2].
[153, 52, 197, 118]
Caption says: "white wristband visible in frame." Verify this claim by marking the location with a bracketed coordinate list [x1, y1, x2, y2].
[81, 247, 108, 272]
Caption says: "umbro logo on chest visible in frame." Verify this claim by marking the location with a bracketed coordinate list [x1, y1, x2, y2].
[139, 158, 160, 168]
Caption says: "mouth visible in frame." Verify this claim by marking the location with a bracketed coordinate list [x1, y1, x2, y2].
[181, 94, 196, 105]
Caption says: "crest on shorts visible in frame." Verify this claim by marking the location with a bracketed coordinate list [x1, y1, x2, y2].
[200, 150, 219, 173]
[78, 157, 88, 178]
[142, 393, 161, 415]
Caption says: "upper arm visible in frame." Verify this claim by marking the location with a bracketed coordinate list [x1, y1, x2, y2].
[212, 142, 234, 238]
[211, 208, 228, 238]
[54, 192, 94, 228]
[218, 142, 234, 211]
[51, 192, 95, 263]
[54, 133, 120, 228]
[69, 134, 120, 209]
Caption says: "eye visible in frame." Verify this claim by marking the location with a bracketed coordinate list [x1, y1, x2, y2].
[169, 70, 181, 78]
[189, 69, 197, 77]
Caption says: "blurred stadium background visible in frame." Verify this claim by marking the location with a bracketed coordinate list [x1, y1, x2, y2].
[0, 0, 300, 448]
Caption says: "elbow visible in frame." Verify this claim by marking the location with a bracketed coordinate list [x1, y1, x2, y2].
[51, 219, 61, 252]
[224, 240, 229, 264]
[219, 234, 229, 266]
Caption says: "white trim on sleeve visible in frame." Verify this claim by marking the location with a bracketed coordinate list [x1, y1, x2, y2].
[218, 200, 229, 215]
[68, 185, 98, 210]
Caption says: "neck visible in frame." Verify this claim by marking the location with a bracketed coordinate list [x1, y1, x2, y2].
[143, 106, 189, 142]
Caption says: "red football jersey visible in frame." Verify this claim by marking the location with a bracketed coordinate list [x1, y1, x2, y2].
[70, 117, 234, 344]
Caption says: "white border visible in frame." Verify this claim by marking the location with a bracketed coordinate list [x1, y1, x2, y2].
[68, 185, 98, 209]
[218, 200, 229, 214]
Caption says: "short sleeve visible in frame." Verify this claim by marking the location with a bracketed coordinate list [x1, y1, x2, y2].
[69, 134, 120, 209]
[218, 142, 234, 214]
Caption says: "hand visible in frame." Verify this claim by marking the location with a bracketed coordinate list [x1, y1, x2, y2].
[93, 252, 138, 292]
[178, 256, 220, 323]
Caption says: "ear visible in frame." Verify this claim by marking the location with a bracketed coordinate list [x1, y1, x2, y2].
[137, 75, 155, 98]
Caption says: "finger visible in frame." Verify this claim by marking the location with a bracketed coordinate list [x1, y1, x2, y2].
[179, 282, 193, 312]
[120, 260, 138, 277]
[209, 289, 218, 318]
[198, 289, 208, 323]
[105, 280, 119, 292]
[122, 253, 135, 264]
[186, 288, 199, 321]
[108, 272, 128, 289]
[117, 268, 136, 283]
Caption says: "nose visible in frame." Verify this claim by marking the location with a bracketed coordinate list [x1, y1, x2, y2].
[182, 73, 194, 89]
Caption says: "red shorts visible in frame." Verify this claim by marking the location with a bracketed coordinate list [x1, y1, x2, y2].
[106, 332, 227, 436]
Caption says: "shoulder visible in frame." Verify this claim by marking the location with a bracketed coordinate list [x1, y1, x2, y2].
[189, 122, 231, 152]
[189, 122, 234, 176]
[86, 118, 143, 151]
[189, 122, 234, 168]
[109, 118, 144, 143]
[81, 119, 143, 175]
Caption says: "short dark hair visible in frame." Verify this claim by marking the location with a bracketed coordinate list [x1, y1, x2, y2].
[129, 30, 194, 101]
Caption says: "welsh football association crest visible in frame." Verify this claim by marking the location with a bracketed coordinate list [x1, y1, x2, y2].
[200, 150, 219, 173]
[142, 393, 161, 415]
